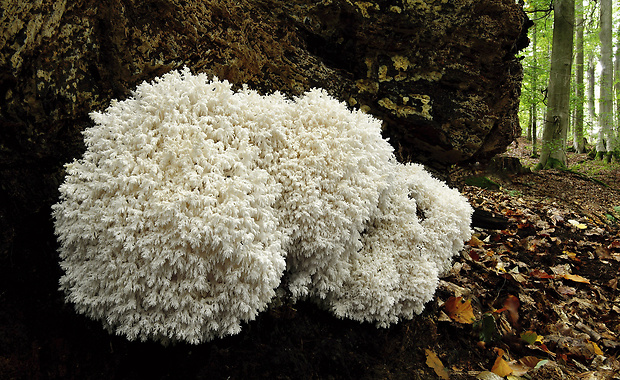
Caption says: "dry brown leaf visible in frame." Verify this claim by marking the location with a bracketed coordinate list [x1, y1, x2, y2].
[506, 360, 530, 376]
[562, 274, 591, 284]
[503, 295, 520, 325]
[468, 236, 485, 248]
[595, 245, 613, 259]
[557, 285, 576, 295]
[519, 356, 541, 368]
[530, 269, 555, 279]
[425, 349, 450, 380]
[444, 297, 476, 324]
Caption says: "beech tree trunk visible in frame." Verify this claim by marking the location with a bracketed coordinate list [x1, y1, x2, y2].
[597, 0, 614, 161]
[538, 0, 574, 169]
[573, 0, 585, 153]
[530, 25, 538, 157]
[615, 24, 620, 137]
[588, 54, 597, 130]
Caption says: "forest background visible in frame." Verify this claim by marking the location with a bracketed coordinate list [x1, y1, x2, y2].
[519, 0, 620, 168]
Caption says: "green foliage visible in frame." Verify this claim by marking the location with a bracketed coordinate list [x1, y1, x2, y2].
[518, 0, 604, 144]
[571, 154, 620, 178]
[475, 312, 501, 343]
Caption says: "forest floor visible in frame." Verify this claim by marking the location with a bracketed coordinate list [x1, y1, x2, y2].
[1, 137, 620, 379]
[440, 137, 620, 379]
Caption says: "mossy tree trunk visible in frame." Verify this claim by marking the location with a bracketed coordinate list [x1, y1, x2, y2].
[537, 0, 574, 170]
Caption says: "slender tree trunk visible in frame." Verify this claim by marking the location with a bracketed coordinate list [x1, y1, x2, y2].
[588, 54, 597, 132]
[598, 0, 614, 161]
[537, 0, 574, 170]
[530, 24, 538, 157]
[573, 0, 585, 153]
[527, 106, 532, 141]
[615, 23, 620, 147]
[531, 103, 538, 156]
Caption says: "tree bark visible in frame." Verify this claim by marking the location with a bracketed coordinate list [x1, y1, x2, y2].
[537, 0, 574, 170]
[598, 0, 614, 161]
[615, 22, 620, 141]
[573, 0, 585, 153]
[531, 24, 538, 157]
[587, 54, 597, 131]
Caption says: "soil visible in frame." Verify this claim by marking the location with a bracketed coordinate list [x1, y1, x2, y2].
[1, 137, 620, 379]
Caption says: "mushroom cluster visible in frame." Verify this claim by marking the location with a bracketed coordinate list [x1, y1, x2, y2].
[53, 68, 472, 344]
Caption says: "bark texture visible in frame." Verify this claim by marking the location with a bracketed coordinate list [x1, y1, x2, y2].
[538, 0, 574, 169]
[0, 0, 529, 258]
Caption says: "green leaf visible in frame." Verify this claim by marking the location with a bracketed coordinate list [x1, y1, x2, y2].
[475, 313, 500, 343]
[520, 331, 542, 345]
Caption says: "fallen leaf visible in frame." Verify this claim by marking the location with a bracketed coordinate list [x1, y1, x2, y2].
[477, 312, 500, 343]
[557, 285, 576, 295]
[530, 269, 554, 279]
[468, 236, 485, 248]
[425, 349, 450, 380]
[520, 331, 543, 345]
[476, 371, 503, 380]
[519, 356, 541, 369]
[469, 250, 481, 261]
[595, 245, 613, 259]
[491, 349, 513, 377]
[507, 272, 527, 283]
[562, 250, 578, 260]
[503, 295, 520, 326]
[568, 219, 587, 229]
[539, 343, 553, 355]
[550, 264, 570, 276]
[445, 297, 476, 324]
[562, 274, 591, 284]
[590, 341, 604, 356]
[506, 360, 530, 376]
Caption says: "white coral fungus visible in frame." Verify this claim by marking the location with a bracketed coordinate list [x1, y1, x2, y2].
[53, 68, 472, 344]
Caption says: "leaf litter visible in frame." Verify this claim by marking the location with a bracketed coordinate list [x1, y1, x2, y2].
[431, 143, 620, 379]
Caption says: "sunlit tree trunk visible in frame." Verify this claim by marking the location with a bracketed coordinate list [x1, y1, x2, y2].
[597, 0, 613, 161]
[538, 0, 574, 170]
[615, 24, 620, 144]
[573, 0, 585, 153]
[527, 106, 532, 140]
[530, 24, 538, 157]
[587, 54, 596, 132]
